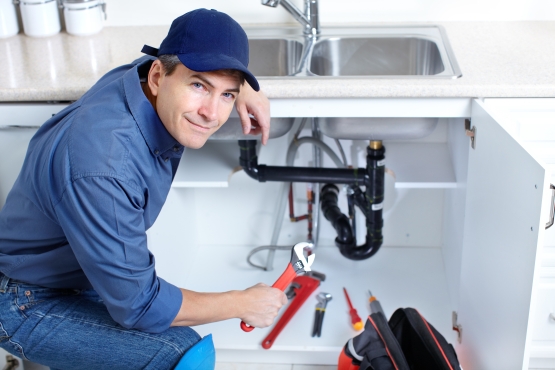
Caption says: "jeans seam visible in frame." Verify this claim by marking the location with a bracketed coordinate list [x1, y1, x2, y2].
[0, 321, 29, 361]
[32, 312, 185, 356]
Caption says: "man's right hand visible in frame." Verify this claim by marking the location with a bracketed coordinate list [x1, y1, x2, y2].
[236, 283, 288, 328]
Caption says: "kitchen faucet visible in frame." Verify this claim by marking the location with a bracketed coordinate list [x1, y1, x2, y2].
[261, 0, 320, 36]
[261, 0, 319, 75]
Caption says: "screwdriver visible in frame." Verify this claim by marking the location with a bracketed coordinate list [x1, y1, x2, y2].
[343, 287, 363, 331]
[368, 289, 385, 317]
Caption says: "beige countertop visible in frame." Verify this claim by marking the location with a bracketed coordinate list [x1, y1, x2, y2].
[1, 22, 555, 101]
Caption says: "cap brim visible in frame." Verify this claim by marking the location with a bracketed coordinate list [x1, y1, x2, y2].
[178, 53, 260, 92]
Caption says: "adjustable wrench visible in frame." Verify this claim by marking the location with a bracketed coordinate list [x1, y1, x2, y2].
[241, 242, 315, 332]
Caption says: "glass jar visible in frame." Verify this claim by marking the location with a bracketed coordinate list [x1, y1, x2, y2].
[19, 0, 61, 37]
[62, 0, 105, 36]
[0, 0, 19, 38]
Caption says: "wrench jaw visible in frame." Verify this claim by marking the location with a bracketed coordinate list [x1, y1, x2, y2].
[290, 242, 315, 274]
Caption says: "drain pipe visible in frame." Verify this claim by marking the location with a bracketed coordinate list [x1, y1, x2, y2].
[321, 141, 385, 260]
[239, 140, 367, 185]
[238, 139, 385, 261]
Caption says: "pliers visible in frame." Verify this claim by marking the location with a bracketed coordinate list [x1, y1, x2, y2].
[241, 241, 315, 332]
[312, 292, 332, 337]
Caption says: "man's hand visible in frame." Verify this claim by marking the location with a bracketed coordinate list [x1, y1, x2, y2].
[237, 283, 288, 328]
[236, 83, 271, 145]
[171, 283, 287, 328]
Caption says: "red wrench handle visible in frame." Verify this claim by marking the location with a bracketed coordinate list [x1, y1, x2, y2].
[240, 263, 298, 332]
[261, 275, 320, 349]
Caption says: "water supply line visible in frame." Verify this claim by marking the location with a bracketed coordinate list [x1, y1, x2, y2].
[246, 120, 347, 271]
[239, 138, 386, 262]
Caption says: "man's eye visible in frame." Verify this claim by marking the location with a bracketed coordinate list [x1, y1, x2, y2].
[223, 93, 234, 99]
[193, 83, 202, 89]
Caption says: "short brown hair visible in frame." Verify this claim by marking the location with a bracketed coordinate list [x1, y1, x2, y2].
[158, 54, 245, 85]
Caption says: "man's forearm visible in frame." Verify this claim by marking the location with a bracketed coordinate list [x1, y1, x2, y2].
[170, 289, 242, 327]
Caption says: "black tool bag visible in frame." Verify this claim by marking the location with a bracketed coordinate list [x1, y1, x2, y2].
[339, 312, 410, 370]
[338, 308, 461, 370]
[388, 308, 460, 370]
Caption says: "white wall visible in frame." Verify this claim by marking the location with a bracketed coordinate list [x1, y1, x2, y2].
[105, 0, 555, 26]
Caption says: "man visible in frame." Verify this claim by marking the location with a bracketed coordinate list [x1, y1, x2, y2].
[0, 9, 287, 369]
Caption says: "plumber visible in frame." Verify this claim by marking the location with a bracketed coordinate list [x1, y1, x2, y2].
[0, 8, 287, 369]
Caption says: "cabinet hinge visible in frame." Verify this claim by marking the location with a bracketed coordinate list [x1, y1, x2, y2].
[465, 119, 476, 149]
[452, 311, 462, 343]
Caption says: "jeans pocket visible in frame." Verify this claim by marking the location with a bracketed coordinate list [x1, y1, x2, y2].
[14, 284, 78, 317]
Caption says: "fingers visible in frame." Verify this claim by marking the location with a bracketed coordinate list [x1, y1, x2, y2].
[239, 284, 287, 328]
[235, 84, 271, 145]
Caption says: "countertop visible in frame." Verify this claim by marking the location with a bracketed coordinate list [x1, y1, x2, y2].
[1, 21, 555, 101]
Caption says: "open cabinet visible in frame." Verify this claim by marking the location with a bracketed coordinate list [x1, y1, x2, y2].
[0, 98, 554, 369]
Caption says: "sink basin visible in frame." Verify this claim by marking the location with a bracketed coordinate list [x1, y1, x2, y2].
[209, 117, 294, 141]
[215, 26, 462, 141]
[318, 117, 439, 140]
[247, 38, 303, 77]
[310, 37, 444, 76]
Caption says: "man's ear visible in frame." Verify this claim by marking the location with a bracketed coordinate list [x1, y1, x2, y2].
[148, 60, 163, 97]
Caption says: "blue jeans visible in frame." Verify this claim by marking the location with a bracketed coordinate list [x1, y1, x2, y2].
[0, 273, 201, 369]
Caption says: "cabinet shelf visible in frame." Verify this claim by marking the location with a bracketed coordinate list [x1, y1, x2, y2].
[172, 140, 457, 189]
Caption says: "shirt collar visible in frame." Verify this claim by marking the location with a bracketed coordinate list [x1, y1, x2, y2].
[122, 57, 184, 158]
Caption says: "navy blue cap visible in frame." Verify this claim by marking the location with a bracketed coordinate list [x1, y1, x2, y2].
[142, 9, 259, 91]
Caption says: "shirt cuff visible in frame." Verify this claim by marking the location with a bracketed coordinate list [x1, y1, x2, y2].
[133, 277, 182, 333]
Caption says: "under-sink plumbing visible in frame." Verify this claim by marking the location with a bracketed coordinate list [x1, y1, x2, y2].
[239, 137, 386, 262]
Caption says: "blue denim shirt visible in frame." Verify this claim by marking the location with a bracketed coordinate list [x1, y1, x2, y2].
[0, 56, 184, 334]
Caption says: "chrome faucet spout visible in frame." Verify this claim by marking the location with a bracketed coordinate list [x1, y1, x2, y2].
[261, 0, 319, 36]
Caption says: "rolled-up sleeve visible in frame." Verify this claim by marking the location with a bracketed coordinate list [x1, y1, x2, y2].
[54, 175, 181, 333]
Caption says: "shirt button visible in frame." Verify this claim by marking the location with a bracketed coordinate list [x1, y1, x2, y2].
[25, 290, 31, 296]
[173, 146, 179, 152]
[154, 149, 160, 155]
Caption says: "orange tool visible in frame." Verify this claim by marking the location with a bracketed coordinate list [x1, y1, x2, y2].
[343, 287, 363, 331]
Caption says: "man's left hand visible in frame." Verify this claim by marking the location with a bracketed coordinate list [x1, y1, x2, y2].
[236, 83, 271, 145]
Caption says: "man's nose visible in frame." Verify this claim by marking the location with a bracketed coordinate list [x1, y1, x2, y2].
[198, 95, 219, 122]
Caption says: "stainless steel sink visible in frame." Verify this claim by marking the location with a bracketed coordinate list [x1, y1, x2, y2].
[213, 26, 462, 141]
[310, 37, 445, 76]
[247, 38, 303, 77]
[244, 25, 462, 79]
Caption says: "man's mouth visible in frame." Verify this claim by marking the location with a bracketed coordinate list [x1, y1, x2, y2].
[187, 119, 214, 132]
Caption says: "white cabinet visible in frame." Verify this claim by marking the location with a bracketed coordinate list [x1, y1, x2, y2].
[1, 98, 554, 369]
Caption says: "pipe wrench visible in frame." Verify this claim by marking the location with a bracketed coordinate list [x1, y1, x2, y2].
[261, 272, 324, 349]
[241, 241, 315, 332]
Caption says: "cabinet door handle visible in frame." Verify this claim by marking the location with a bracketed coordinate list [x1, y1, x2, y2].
[546, 184, 555, 229]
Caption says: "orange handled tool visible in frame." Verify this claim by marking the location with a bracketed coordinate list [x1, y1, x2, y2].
[343, 287, 363, 331]
[240, 242, 315, 332]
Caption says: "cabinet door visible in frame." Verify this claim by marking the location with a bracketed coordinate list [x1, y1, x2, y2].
[456, 99, 548, 370]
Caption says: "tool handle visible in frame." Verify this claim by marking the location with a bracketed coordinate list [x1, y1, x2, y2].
[369, 298, 385, 316]
[349, 308, 363, 330]
[271, 263, 297, 291]
[262, 275, 320, 349]
[240, 321, 255, 332]
[240, 263, 298, 332]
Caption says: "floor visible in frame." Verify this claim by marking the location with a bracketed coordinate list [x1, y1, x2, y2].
[216, 365, 335, 370]
[21, 361, 335, 370]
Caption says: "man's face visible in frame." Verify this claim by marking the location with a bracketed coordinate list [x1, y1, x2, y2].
[148, 61, 241, 149]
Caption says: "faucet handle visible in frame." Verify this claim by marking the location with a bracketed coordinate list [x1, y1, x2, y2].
[261, 0, 280, 7]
